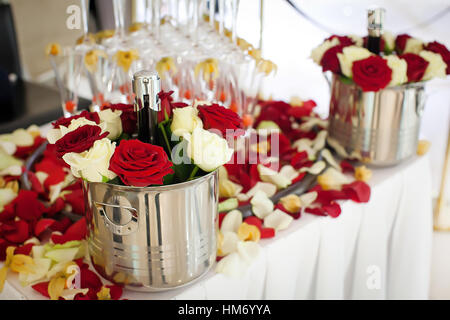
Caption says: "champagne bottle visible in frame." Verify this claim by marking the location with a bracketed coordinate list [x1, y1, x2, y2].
[367, 8, 385, 54]
[132, 71, 161, 144]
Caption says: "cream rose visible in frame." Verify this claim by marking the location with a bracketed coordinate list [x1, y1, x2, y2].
[337, 46, 373, 77]
[310, 37, 340, 64]
[62, 138, 117, 182]
[170, 106, 203, 137]
[385, 55, 407, 86]
[382, 31, 395, 52]
[419, 50, 447, 80]
[349, 34, 363, 47]
[47, 117, 107, 144]
[98, 109, 123, 140]
[186, 127, 233, 172]
[404, 38, 423, 54]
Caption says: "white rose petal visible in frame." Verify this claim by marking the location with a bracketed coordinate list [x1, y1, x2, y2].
[220, 209, 243, 233]
[0, 188, 17, 212]
[0, 141, 16, 155]
[385, 55, 407, 86]
[299, 117, 328, 131]
[61, 288, 90, 301]
[236, 193, 250, 202]
[187, 127, 234, 172]
[337, 46, 373, 78]
[237, 241, 260, 264]
[18, 258, 52, 287]
[310, 37, 340, 64]
[279, 165, 299, 181]
[292, 139, 316, 160]
[170, 106, 202, 137]
[250, 190, 274, 219]
[264, 209, 294, 231]
[220, 231, 240, 255]
[98, 109, 123, 140]
[318, 167, 353, 190]
[299, 160, 326, 175]
[404, 38, 423, 54]
[321, 148, 341, 171]
[382, 31, 395, 51]
[299, 191, 318, 208]
[215, 252, 247, 277]
[419, 50, 447, 80]
[246, 182, 277, 198]
[62, 138, 117, 182]
[349, 34, 363, 47]
[312, 130, 328, 152]
[257, 164, 291, 189]
[0, 165, 22, 177]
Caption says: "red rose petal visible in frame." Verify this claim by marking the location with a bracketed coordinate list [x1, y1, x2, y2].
[13, 190, 46, 222]
[3, 220, 30, 244]
[32, 281, 50, 298]
[218, 213, 227, 229]
[342, 181, 371, 203]
[14, 243, 34, 255]
[243, 216, 263, 231]
[27, 171, 44, 194]
[50, 217, 73, 233]
[323, 202, 342, 218]
[305, 207, 327, 216]
[260, 228, 275, 239]
[0, 239, 14, 261]
[14, 136, 46, 159]
[63, 190, 85, 215]
[340, 160, 355, 173]
[34, 218, 56, 237]
[106, 285, 123, 300]
[51, 217, 87, 244]
[275, 203, 301, 219]
[45, 197, 66, 218]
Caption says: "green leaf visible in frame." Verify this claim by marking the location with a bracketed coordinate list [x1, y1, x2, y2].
[339, 75, 354, 85]
[115, 132, 130, 142]
[101, 175, 109, 183]
[163, 172, 174, 185]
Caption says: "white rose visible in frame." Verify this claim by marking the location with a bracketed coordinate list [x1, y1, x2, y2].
[385, 55, 407, 86]
[170, 106, 203, 137]
[382, 31, 395, 52]
[404, 38, 423, 54]
[98, 109, 123, 140]
[349, 34, 363, 47]
[186, 127, 234, 172]
[337, 46, 373, 77]
[62, 138, 117, 182]
[47, 117, 107, 144]
[310, 37, 340, 64]
[419, 50, 447, 80]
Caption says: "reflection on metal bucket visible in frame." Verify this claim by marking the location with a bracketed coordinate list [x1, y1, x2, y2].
[327, 74, 425, 166]
[84, 170, 218, 292]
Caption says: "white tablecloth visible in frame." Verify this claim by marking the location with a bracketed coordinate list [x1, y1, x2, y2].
[0, 154, 433, 300]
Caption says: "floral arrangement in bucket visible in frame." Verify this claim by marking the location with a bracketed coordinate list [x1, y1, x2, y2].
[311, 32, 450, 91]
[45, 92, 241, 187]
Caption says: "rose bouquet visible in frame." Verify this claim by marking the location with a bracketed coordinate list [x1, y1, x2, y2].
[46, 92, 241, 187]
[311, 32, 450, 91]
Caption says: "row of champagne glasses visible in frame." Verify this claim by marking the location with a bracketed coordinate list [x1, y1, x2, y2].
[48, 0, 276, 126]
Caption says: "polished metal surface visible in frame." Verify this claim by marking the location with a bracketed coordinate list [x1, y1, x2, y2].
[84, 170, 218, 292]
[327, 74, 425, 166]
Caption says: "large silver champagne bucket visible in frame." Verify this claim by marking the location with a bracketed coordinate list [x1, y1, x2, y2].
[327, 74, 426, 166]
[83, 171, 218, 292]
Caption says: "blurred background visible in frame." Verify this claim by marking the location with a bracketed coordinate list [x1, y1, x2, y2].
[1, 0, 450, 298]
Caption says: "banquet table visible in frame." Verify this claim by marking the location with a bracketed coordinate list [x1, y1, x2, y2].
[0, 153, 433, 300]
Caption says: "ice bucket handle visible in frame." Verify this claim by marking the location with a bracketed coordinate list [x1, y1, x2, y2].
[94, 201, 139, 236]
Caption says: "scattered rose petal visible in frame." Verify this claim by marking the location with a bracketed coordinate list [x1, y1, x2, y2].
[299, 160, 326, 175]
[260, 228, 275, 238]
[321, 149, 341, 171]
[246, 182, 277, 198]
[250, 190, 274, 219]
[263, 209, 294, 231]
[237, 223, 261, 242]
[340, 160, 355, 173]
[317, 167, 352, 190]
[34, 219, 56, 237]
[220, 210, 243, 233]
[257, 164, 291, 189]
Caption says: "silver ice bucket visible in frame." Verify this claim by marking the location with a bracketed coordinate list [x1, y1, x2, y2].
[83, 170, 218, 292]
[327, 74, 426, 166]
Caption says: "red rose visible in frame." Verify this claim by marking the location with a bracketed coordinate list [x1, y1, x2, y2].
[197, 103, 244, 137]
[109, 139, 173, 187]
[104, 103, 137, 134]
[54, 125, 108, 157]
[254, 101, 292, 133]
[52, 110, 100, 128]
[321, 45, 345, 73]
[400, 53, 429, 82]
[424, 41, 450, 74]
[327, 35, 354, 47]
[395, 34, 411, 54]
[157, 91, 189, 122]
[352, 56, 392, 92]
